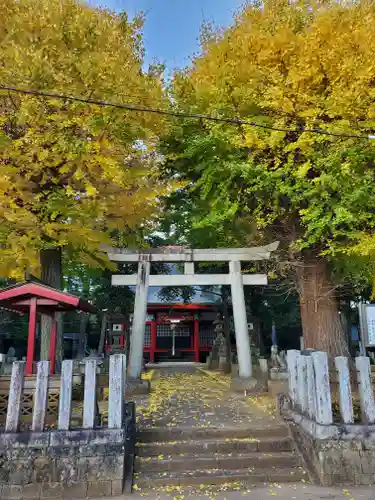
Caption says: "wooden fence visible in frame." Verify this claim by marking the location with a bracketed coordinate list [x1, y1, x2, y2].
[287, 350, 375, 425]
[3, 353, 126, 433]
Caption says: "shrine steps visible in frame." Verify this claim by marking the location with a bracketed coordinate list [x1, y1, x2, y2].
[136, 425, 288, 443]
[134, 425, 306, 490]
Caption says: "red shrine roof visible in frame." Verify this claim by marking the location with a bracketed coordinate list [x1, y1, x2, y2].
[0, 281, 96, 314]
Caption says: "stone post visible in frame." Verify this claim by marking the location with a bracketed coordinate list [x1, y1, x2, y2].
[297, 355, 308, 413]
[286, 350, 299, 406]
[32, 361, 49, 432]
[229, 260, 252, 378]
[58, 360, 73, 431]
[355, 356, 375, 424]
[83, 359, 97, 429]
[335, 356, 354, 424]
[109, 354, 126, 429]
[311, 351, 333, 425]
[305, 356, 316, 420]
[128, 258, 150, 379]
[5, 361, 25, 432]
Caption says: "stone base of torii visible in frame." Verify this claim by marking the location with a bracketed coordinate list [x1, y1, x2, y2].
[105, 243, 279, 386]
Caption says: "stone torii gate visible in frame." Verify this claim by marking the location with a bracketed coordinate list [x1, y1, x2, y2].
[106, 243, 279, 381]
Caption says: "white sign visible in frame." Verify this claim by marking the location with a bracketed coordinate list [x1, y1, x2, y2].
[366, 305, 375, 346]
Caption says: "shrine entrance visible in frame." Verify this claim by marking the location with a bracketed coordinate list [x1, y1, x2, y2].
[156, 321, 191, 360]
[105, 244, 279, 380]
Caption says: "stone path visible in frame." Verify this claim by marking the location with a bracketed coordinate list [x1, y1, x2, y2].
[132, 365, 304, 495]
[135, 365, 278, 431]
[126, 365, 371, 499]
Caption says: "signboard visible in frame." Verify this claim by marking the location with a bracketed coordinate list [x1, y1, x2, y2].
[366, 305, 375, 346]
[157, 313, 194, 323]
[359, 304, 375, 349]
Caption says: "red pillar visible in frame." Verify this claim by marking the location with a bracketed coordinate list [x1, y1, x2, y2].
[150, 319, 157, 362]
[194, 317, 200, 362]
[49, 313, 57, 375]
[26, 297, 37, 375]
[120, 326, 125, 349]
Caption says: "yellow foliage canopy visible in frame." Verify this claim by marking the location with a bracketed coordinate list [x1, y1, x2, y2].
[171, 0, 375, 256]
[177, 0, 375, 122]
[0, 0, 170, 277]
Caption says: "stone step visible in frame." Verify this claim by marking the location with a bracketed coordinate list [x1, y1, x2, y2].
[134, 466, 306, 488]
[136, 436, 293, 457]
[135, 451, 299, 473]
[137, 425, 289, 444]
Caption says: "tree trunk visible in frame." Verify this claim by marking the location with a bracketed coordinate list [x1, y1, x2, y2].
[97, 313, 107, 355]
[250, 317, 265, 357]
[296, 255, 350, 357]
[40, 248, 63, 368]
[77, 313, 89, 359]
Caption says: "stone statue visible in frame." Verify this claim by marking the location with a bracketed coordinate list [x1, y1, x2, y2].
[270, 345, 288, 380]
[6, 346, 16, 364]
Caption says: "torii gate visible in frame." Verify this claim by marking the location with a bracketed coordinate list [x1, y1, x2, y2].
[106, 243, 279, 380]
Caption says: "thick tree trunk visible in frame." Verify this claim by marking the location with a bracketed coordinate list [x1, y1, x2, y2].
[296, 255, 349, 357]
[40, 248, 63, 368]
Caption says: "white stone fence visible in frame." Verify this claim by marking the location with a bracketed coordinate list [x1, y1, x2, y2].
[2, 353, 127, 433]
[287, 350, 375, 425]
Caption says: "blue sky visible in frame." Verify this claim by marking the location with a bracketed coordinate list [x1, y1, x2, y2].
[90, 0, 245, 70]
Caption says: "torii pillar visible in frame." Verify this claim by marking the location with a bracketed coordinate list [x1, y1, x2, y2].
[128, 257, 150, 379]
[230, 261, 252, 378]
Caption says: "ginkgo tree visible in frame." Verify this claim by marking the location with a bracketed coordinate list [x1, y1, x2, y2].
[162, 0, 375, 356]
[0, 0, 170, 359]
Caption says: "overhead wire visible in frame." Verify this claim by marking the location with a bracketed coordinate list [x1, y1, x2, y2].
[1, 84, 375, 140]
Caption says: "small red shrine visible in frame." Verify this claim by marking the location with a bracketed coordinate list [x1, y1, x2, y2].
[107, 303, 220, 363]
[0, 281, 95, 375]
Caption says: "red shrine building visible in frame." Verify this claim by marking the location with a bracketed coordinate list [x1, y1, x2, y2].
[108, 303, 219, 363]
[143, 303, 218, 363]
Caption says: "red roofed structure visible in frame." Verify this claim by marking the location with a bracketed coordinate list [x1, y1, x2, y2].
[0, 281, 95, 375]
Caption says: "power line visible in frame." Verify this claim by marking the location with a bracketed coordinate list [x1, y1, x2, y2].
[1, 84, 375, 140]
